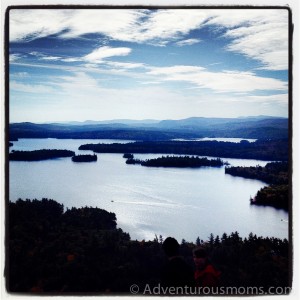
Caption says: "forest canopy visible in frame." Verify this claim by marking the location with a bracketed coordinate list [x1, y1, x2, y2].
[7, 199, 290, 294]
[225, 162, 288, 185]
[126, 155, 225, 168]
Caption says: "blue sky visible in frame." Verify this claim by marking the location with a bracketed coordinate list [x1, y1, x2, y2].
[9, 8, 289, 123]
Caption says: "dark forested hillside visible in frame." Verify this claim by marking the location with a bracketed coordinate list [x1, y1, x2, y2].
[7, 199, 290, 294]
[9, 116, 288, 141]
[9, 123, 194, 141]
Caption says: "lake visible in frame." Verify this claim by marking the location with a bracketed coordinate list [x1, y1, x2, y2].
[9, 138, 289, 242]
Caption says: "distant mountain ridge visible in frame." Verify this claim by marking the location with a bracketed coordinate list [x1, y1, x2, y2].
[9, 116, 288, 141]
[51, 119, 161, 126]
[43, 115, 286, 127]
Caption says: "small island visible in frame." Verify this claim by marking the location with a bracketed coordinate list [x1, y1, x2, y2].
[126, 155, 225, 168]
[72, 154, 97, 162]
[123, 153, 134, 159]
[9, 149, 75, 161]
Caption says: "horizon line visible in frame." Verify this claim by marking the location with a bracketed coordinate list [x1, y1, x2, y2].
[9, 115, 288, 125]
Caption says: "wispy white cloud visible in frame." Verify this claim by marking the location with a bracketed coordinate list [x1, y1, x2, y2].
[83, 46, 132, 63]
[9, 54, 22, 62]
[105, 61, 145, 69]
[10, 72, 28, 78]
[61, 57, 81, 63]
[9, 9, 208, 45]
[40, 56, 62, 61]
[10, 10, 69, 41]
[245, 93, 288, 104]
[28, 47, 133, 66]
[11, 57, 288, 95]
[134, 10, 207, 43]
[10, 9, 288, 70]
[139, 81, 161, 85]
[147, 65, 288, 93]
[10, 80, 56, 94]
[206, 9, 288, 70]
[10, 61, 144, 81]
[29, 51, 63, 61]
[10, 70, 288, 122]
[148, 65, 206, 75]
[208, 62, 222, 66]
[175, 38, 201, 46]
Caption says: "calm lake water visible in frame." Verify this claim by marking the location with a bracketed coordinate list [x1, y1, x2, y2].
[9, 138, 289, 242]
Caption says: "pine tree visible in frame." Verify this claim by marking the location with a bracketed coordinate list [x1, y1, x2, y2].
[159, 235, 164, 244]
[209, 233, 214, 247]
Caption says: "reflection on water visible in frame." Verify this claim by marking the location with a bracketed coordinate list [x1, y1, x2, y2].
[9, 138, 288, 242]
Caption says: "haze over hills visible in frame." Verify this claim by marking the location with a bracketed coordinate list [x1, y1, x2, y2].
[58, 119, 161, 126]
[9, 116, 288, 141]
[45, 115, 286, 127]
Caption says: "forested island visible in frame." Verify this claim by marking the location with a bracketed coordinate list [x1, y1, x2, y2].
[8, 199, 290, 294]
[9, 149, 75, 161]
[79, 139, 288, 161]
[126, 155, 225, 168]
[72, 154, 97, 162]
[225, 162, 289, 210]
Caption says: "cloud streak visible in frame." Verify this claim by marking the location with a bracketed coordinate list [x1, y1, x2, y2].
[175, 38, 202, 46]
[147, 65, 287, 93]
[83, 46, 132, 63]
[10, 81, 56, 94]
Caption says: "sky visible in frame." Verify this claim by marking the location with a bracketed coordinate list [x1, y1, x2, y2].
[8, 8, 289, 123]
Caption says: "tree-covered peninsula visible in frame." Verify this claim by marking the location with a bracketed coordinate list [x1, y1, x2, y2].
[225, 162, 288, 185]
[225, 162, 289, 210]
[8, 199, 290, 294]
[79, 139, 288, 161]
[252, 185, 289, 211]
[126, 155, 225, 168]
[9, 149, 75, 161]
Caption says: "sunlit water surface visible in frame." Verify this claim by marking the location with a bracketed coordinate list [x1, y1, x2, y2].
[9, 138, 288, 241]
